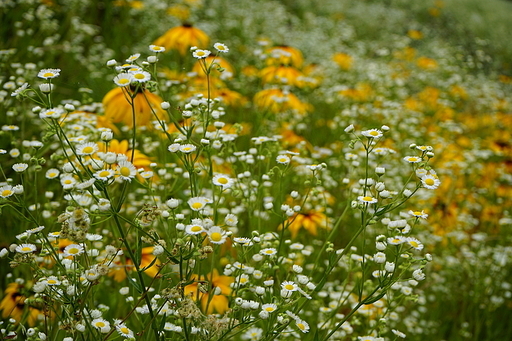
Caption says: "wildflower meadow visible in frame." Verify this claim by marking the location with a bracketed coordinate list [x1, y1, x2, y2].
[1, 0, 512, 340]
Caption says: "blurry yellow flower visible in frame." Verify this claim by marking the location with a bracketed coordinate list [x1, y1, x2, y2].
[109, 247, 161, 282]
[265, 45, 304, 68]
[338, 83, 374, 102]
[166, 4, 190, 21]
[260, 65, 304, 87]
[407, 29, 423, 40]
[113, 0, 143, 9]
[286, 210, 328, 239]
[0, 283, 43, 326]
[97, 139, 152, 170]
[333, 52, 353, 70]
[102, 87, 167, 127]
[254, 88, 312, 114]
[184, 269, 234, 314]
[191, 55, 235, 79]
[153, 24, 210, 56]
[416, 56, 438, 70]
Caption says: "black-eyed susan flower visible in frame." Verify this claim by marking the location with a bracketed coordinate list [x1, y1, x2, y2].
[184, 269, 233, 314]
[333, 52, 354, 70]
[265, 45, 303, 68]
[0, 283, 43, 326]
[286, 210, 328, 239]
[153, 24, 210, 56]
[260, 65, 305, 87]
[102, 87, 167, 128]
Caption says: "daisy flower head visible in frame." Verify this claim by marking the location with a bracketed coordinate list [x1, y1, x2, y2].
[207, 226, 228, 244]
[38, 68, 61, 79]
[113, 73, 132, 87]
[260, 248, 277, 256]
[116, 323, 135, 339]
[387, 236, 406, 245]
[16, 243, 37, 254]
[281, 281, 298, 292]
[187, 196, 212, 211]
[296, 319, 310, 333]
[94, 169, 115, 181]
[0, 185, 14, 198]
[358, 196, 378, 204]
[406, 237, 424, 251]
[179, 144, 197, 153]
[39, 108, 64, 119]
[261, 303, 278, 313]
[63, 243, 85, 257]
[12, 163, 28, 172]
[149, 45, 166, 53]
[409, 210, 428, 219]
[192, 49, 211, 59]
[214, 43, 229, 53]
[403, 156, 422, 163]
[212, 173, 234, 189]
[91, 318, 110, 333]
[76, 142, 98, 156]
[276, 154, 291, 165]
[126, 53, 141, 62]
[421, 174, 441, 189]
[129, 70, 151, 83]
[116, 161, 137, 182]
[361, 129, 383, 139]
[185, 223, 205, 235]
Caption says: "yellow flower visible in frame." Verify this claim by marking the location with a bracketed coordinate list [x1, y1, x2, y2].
[108, 247, 162, 282]
[333, 52, 354, 70]
[102, 87, 167, 128]
[153, 24, 210, 56]
[166, 4, 190, 21]
[97, 139, 152, 170]
[184, 269, 234, 314]
[416, 56, 438, 70]
[0, 283, 43, 326]
[265, 45, 304, 68]
[254, 88, 312, 114]
[113, 0, 143, 8]
[260, 65, 305, 87]
[191, 55, 235, 79]
[407, 29, 423, 40]
[286, 210, 328, 239]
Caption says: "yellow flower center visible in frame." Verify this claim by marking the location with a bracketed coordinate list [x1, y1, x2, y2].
[64, 179, 73, 184]
[68, 247, 79, 254]
[82, 146, 94, 154]
[48, 172, 57, 177]
[119, 78, 130, 84]
[370, 131, 379, 136]
[414, 211, 422, 216]
[120, 166, 131, 177]
[408, 157, 418, 162]
[409, 241, 419, 248]
[134, 73, 145, 79]
[191, 225, 202, 232]
[45, 111, 55, 116]
[99, 170, 110, 177]
[95, 322, 105, 328]
[363, 196, 373, 202]
[210, 232, 222, 241]
[264, 250, 274, 254]
[265, 307, 275, 312]
[43, 72, 54, 77]
[297, 323, 306, 330]
[217, 177, 228, 184]
[425, 178, 435, 186]
[284, 284, 294, 290]
[2, 189, 12, 197]
[120, 327, 129, 334]
[21, 246, 32, 252]
[47, 279, 57, 284]
[191, 202, 203, 210]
